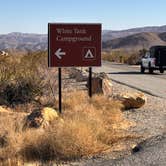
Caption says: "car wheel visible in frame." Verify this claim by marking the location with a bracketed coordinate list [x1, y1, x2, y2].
[140, 64, 145, 73]
[160, 68, 164, 73]
[148, 63, 153, 74]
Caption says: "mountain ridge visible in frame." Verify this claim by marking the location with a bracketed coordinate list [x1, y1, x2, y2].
[103, 32, 166, 50]
[0, 25, 166, 52]
[102, 25, 166, 41]
[0, 32, 47, 52]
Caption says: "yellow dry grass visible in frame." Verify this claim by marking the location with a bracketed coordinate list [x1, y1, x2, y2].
[0, 91, 136, 164]
[21, 91, 136, 161]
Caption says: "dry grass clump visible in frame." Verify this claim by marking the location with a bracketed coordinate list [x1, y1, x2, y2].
[0, 111, 26, 163]
[20, 91, 135, 162]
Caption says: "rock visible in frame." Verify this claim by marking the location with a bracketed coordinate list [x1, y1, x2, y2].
[70, 68, 87, 82]
[24, 107, 59, 129]
[0, 50, 8, 56]
[102, 78, 113, 97]
[132, 144, 142, 153]
[118, 92, 146, 109]
[0, 106, 13, 114]
[87, 73, 113, 96]
[41, 107, 59, 123]
[24, 110, 43, 128]
[88, 77, 103, 94]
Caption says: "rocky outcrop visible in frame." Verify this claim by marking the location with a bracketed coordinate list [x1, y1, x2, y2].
[87, 73, 113, 97]
[23, 107, 60, 129]
[117, 92, 146, 109]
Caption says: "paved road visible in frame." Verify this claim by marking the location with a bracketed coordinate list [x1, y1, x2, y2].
[94, 61, 166, 98]
[83, 134, 166, 166]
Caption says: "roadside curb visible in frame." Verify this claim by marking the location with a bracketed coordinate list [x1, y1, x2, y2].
[111, 78, 165, 99]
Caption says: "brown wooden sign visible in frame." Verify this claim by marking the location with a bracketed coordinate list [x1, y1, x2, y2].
[48, 23, 101, 67]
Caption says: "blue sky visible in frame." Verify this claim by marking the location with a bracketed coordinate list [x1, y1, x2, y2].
[0, 0, 166, 34]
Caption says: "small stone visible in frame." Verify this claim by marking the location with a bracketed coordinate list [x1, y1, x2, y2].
[132, 144, 141, 153]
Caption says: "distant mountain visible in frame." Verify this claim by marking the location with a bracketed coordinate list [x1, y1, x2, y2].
[103, 32, 166, 50]
[102, 25, 166, 41]
[158, 32, 166, 41]
[0, 25, 166, 52]
[0, 32, 47, 52]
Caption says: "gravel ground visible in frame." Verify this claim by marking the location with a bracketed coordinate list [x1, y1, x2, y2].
[112, 81, 166, 139]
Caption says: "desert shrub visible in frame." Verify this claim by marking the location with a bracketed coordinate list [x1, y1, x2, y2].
[123, 53, 140, 65]
[102, 49, 143, 65]
[102, 50, 131, 63]
[1, 78, 43, 105]
[0, 52, 46, 106]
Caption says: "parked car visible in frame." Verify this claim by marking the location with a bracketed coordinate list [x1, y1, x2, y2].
[140, 46, 166, 73]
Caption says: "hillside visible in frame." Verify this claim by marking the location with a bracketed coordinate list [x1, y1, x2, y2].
[102, 32, 166, 50]
[159, 32, 166, 41]
[0, 32, 47, 52]
[102, 25, 166, 41]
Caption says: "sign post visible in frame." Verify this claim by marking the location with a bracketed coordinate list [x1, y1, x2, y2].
[89, 67, 92, 98]
[48, 23, 101, 113]
[58, 68, 62, 113]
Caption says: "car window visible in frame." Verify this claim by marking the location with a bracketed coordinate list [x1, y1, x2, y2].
[144, 52, 150, 58]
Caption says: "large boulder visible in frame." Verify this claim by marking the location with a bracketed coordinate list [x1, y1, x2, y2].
[24, 107, 59, 129]
[117, 92, 146, 109]
[87, 73, 113, 97]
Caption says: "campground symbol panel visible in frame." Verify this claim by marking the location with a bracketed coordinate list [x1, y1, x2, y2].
[48, 23, 101, 67]
[83, 47, 96, 60]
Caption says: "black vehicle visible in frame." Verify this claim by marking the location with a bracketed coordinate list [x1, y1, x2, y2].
[141, 46, 166, 73]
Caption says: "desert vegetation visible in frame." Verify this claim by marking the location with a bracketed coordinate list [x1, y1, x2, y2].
[0, 52, 136, 165]
[102, 49, 147, 65]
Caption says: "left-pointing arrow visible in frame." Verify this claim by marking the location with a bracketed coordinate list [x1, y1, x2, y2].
[55, 48, 66, 59]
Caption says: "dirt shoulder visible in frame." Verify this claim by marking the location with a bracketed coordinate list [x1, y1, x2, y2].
[112, 81, 166, 139]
